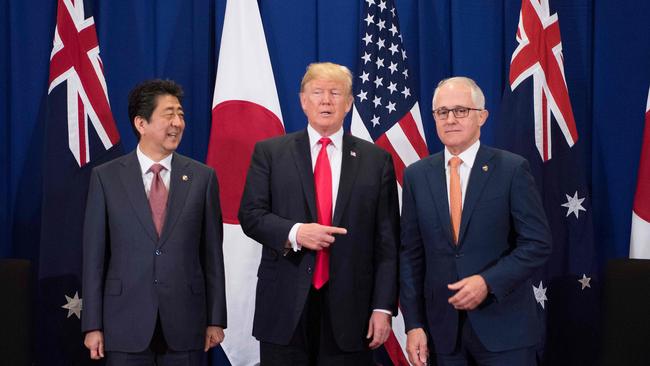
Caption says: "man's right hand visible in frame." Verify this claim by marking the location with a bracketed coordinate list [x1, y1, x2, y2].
[84, 330, 105, 360]
[406, 328, 429, 366]
[296, 223, 347, 251]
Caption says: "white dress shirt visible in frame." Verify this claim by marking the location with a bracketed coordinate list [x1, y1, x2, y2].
[136, 145, 173, 195]
[443, 139, 481, 210]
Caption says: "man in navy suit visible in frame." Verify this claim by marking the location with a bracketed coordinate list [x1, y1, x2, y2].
[239, 62, 400, 365]
[400, 77, 552, 366]
[82, 80, 227, 365]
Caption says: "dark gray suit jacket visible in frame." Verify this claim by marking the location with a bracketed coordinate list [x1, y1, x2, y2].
[82, 151, 226, 352]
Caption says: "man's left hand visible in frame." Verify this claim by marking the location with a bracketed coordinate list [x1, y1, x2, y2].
[447, 275, 489, 310]
[366, 311, 392, 349]
[204, 326, 225, 351]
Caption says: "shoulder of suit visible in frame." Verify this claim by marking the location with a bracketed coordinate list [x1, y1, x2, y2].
[172, 152, 215, 173]
[480, 145, 527, 166]
[91, 151, 133, 174]
[254, 131, 297, 149]
[405, 150, 441, 173]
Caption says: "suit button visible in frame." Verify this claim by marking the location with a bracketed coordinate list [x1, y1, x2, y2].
[155, 249, 161, 256]
[307, 267, 313, 274]
[154, 279, 159, 284]
[455, 253, 463, 258]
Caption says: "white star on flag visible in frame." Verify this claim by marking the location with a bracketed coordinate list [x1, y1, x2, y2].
[561, 191, 586, 218]
[533, 281, 548, 309]
[578, 274, 591, 290]
[61, 291, 83, 319]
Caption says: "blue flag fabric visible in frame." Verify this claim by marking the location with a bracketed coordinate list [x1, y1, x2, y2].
[495, 1, 599, 365]
[37, 1, 123, 365]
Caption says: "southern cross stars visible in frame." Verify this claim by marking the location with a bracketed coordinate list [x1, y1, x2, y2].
[562, 191, 586, 219]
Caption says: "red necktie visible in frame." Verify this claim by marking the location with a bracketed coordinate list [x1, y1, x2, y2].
[313, 137, 332, 289]
[449, 157, 462, 244]
[148, 164, 168, 237]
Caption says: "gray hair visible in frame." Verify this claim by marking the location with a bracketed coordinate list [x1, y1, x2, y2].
[432, 76, 485, 109]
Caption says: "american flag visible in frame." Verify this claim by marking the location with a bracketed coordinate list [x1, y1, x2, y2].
[496, 1, 598, 364]
[38, 0, 122, 364]
[350, 0, 428, 364]
[351, 0, 428, 187]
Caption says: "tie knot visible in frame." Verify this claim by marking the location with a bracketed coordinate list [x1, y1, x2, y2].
[149, 163, 165, 175]
[449, 156, 462, 168]
[319, 137, 332, 147]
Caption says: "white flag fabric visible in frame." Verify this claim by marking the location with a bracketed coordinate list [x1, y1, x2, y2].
[629, 87, 650, 259]
[206, 0, 284, 364]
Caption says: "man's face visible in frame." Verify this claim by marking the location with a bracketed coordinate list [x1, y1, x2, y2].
[300, 78, 353, 136]
[136, 94, 185, 158]
[433, 82, 488, 155]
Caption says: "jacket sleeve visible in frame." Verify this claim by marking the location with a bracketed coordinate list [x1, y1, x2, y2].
[203, 169, 227, 328]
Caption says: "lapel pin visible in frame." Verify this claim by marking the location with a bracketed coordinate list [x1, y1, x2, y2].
[482, 165, 488, 172]
[182, 175, 189, 181]
[350, 151, 357, 157]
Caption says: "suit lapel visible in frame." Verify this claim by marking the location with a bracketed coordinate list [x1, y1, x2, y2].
[290, 130, 317, 222]
[425, 153, 455, 246]
[158, 152, 192, 247]
[457, 146, 495, 245]
[120, 151, 158, 243]
[332, 134, 359, 227]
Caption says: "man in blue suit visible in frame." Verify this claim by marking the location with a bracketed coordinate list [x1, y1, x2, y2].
[400, 77, 551, 366]
[82, 80, 227, 365]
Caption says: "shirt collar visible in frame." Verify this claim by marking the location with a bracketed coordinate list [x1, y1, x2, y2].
[136, 145, 173, 174]
[444, 139, 481, 169]
[307, 124, 344, 150]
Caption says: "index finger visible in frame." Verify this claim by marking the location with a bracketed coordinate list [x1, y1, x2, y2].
[326, 226, 347, 235]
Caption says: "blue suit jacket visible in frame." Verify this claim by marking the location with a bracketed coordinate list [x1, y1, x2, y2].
[81, 151, 227, 352]
[399, 145, 551, 353]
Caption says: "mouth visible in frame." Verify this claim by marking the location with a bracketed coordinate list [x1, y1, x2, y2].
[319, 111, 333, 117]
[167, 131, 180, 138]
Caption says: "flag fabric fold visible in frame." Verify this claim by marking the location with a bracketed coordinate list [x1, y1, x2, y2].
[629, 87, 650, 259]
[38, 0, 122, 364]
[350, 0, 428, 364]
[205, 0, 284, 364]
[495, 1, 598, 365]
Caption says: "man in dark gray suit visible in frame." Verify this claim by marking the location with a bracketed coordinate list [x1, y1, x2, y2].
[82, 79, 227, 365]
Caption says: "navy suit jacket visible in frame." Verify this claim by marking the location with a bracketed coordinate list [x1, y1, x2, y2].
[81, 151, 227, 352]
[399, 145, 551, 354]
[238, 130, 400, 352]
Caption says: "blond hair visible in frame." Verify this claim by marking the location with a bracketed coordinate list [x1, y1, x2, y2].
[300, 62, 353, 95]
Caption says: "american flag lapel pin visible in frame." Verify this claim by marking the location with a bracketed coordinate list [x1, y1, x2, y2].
[350, 150, 357, 157]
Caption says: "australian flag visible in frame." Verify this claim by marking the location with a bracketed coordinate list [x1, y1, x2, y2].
[494, 1, 599, 365]
[37, 0, 122, 365]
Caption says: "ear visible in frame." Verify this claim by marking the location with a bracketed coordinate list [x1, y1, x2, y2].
[345, 94, 353, 113]
[299, 92, 310, 113]
[134, 116, 148, 135]
[478, 109, 489, 127]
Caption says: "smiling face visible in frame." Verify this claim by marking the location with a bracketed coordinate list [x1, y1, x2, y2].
[433, 80, 489, 155]
[300, 77, 353, 136]
[135, 94, 185, 161]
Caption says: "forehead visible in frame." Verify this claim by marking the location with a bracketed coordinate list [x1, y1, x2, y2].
[434, 82, 473, 107]
[304, 78, 346, 91]
[154, 94, 182, 110]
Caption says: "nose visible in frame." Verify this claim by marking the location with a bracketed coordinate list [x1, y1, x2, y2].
[170, 114, 183, 127]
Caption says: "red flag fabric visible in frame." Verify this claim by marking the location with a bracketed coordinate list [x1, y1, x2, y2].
[629, 87, 650, 258]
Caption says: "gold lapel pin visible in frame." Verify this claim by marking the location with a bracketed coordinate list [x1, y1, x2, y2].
[482, 165, 488, 172]
[182, 175, 189, 181]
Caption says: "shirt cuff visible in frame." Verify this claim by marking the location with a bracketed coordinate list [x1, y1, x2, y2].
[372, 309, 392, 315]
[288, 223, 302, 251]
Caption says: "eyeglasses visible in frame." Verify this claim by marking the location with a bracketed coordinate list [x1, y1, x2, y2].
[432, 107, 483, 120]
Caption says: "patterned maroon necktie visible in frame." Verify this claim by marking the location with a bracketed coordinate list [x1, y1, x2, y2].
[312, 137, 332, 289]
[148, 164, 168, 237]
